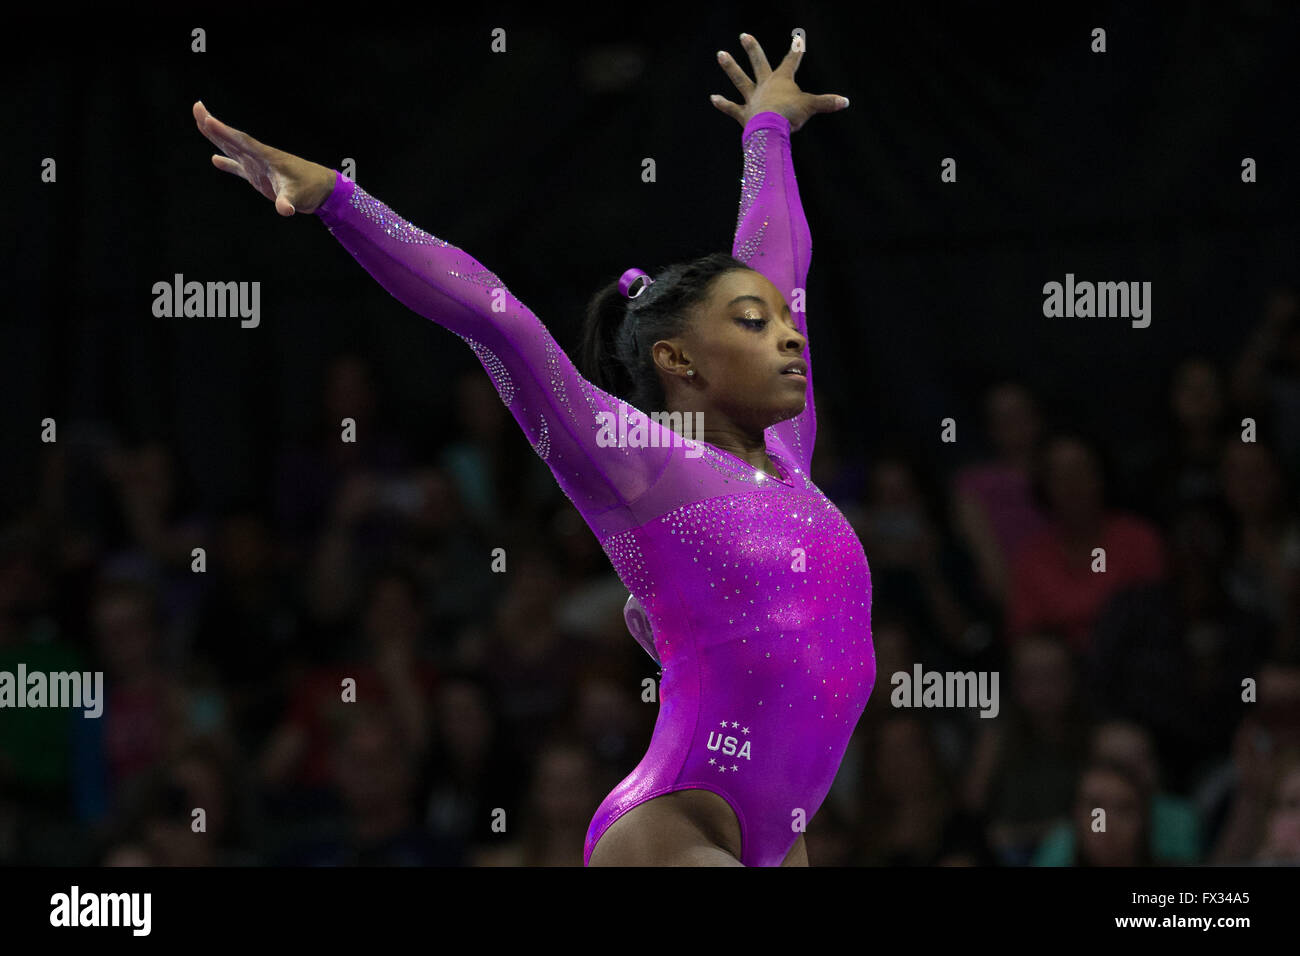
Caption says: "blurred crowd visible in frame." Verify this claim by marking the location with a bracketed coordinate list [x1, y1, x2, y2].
[2, 289, 1299, 867]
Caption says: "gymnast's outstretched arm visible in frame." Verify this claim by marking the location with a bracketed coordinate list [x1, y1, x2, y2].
[192, 101, 670, 515]
[712, 32, 849, 476]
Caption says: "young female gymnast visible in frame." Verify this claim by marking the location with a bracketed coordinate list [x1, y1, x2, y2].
[193, 31, 871, 866]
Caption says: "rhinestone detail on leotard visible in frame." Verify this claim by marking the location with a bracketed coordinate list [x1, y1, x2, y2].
[736, 128, 767, 228]
[457, 333, 515, 406]
[447, 267, 506, 288]
[348, 183, 450, 245]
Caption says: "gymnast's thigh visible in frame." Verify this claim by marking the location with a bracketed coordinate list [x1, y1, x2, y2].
[588, 789, 745, 866]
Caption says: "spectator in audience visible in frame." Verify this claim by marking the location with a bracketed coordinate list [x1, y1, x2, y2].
[1007, 432, 1167, 654]
[190, 502, 304, 750]
[273, 352, 413, 568]
[951, 380, 1049, 608]
[962, 633, 1087, 864]
[1218, 438, 1300, 652]
[858, 713, 964, 866]
[0, 527, 86, 823]
[421, 669, 523, 851]
[1231, 288, 1300, 478]
[472, 735, 597, 867]
[470, 536, 583, 754]
[74, 576, 193, 824]
[1086, 495, 1273, 788]
[1121, 356, 1230, 522]
[384, 466, 504, 651]
[859, 448, 988, 667]
[1032, 720, 1201, 865]
[99, 440, 209, 653]
[1065, 758, 1154, 866]
[1255, 752, 1300, 863]
[103, 740, 255, 866]
[257, 565, 438, 814]
[275, 703, 461, 865]
[1206, 683, 1300, 863]
[439, 370, 559, 537]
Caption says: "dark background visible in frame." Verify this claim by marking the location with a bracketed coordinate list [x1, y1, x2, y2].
[2, 2, 1298, 867]
[8, 4, 1298, 503]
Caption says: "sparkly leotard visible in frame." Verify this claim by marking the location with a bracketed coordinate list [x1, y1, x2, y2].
[314, 111, 876, 866]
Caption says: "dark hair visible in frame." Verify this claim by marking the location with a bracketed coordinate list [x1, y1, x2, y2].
[1028, 427, 1119, 513]
[867, 439, 953, 534]
[982, 376, 1041, 417]
[1073, 756, 1154, 866]
[580, 252, 750, 411]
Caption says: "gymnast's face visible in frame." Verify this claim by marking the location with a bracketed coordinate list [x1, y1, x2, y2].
[674, 269, 808, 428]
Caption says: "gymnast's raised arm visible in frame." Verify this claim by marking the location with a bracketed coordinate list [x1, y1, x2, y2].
[711, 33, 848, 476]
[620, 34, 851, 652]
[191, 100, 670, 514]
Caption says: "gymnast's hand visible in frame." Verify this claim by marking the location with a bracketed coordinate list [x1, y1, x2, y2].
[192, 101, 336, 216]
[711, 31, 849, 133]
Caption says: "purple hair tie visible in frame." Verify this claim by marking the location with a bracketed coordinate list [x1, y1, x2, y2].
[619, 268, 654, 299]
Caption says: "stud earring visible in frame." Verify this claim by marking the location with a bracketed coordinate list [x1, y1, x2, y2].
[686, 369, 696, 377]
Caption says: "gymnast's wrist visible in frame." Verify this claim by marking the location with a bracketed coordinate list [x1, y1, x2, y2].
[743, 110, 792, 139]
[311, 168, 347, 217]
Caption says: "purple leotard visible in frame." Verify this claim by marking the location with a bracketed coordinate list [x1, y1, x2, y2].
[314, 111, 875, 866]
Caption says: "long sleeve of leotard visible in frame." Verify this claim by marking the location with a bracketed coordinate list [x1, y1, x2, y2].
[313, 170, 670, 517]
[732, 111, 816, 476]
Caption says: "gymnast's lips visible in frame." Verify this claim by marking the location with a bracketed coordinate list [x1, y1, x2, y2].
[779, 360, 807, 381]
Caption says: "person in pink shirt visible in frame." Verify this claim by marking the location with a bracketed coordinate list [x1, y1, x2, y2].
[1007, 433, 1167, 654]
[952, 380, 1050, 607]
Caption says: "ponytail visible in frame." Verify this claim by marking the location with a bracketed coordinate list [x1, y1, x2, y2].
[579, 252, 750, 412]
[580, 280, 637, 403]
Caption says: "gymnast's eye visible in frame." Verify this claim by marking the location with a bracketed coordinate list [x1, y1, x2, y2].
[736, 317, 767, 329]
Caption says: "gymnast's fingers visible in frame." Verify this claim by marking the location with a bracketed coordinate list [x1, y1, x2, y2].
[809, 92, 850, 115]
[780, 32, 805, 77]
[193, 101, 265, 164]
[194, 101, 239, 156]
[709, 93, 746, 126]
[716, 49, 755, 100]
[739, 32, 772, 83]
[210, 154, 248, 180]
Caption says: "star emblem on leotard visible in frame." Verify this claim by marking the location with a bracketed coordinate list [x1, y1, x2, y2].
[731, 721, 739, 728]
[708, 758, 716, 765]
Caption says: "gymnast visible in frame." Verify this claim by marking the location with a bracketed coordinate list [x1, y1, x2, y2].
[193, 30, 873, 866]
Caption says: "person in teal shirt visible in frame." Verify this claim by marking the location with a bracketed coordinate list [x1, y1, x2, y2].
[1033, 719, 1202, 865]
